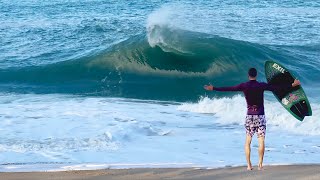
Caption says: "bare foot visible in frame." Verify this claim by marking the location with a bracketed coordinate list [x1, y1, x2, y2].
[247, 164, 253, 170]
[258, 164, 263, 170]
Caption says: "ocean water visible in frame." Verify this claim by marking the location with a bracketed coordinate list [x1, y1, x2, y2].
[0, 0, 319, 171]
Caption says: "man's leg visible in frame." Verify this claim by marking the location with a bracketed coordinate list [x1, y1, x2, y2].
[257, 115, 266, 170]
[245, 134, 253, 170]
[258, 136, 265, 170]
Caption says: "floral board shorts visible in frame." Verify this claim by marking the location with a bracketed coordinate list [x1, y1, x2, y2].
[245, 115, 266, 137]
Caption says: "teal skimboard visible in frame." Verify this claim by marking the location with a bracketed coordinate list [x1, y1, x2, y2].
[265, 60, 312, 121]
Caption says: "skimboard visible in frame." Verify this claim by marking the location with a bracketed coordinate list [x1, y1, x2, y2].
[265, 60, 312, 121]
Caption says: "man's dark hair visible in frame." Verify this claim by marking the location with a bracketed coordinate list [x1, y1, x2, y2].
[248, 68, 257, 77]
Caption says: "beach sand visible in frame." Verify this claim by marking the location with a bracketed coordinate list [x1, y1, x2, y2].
[1, 165, 319, 180]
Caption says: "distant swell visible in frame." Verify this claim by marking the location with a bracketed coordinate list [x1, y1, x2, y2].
[0, 26, 315, 101]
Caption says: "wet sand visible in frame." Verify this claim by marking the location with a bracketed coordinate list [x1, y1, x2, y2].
[1, 165, 319, 180]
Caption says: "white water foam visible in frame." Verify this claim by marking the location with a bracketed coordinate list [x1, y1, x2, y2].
[146, 4, 195, 55]
[1, 93, 319, 172]
[178, 95, 320, 135]
[146, 4, 177, 48]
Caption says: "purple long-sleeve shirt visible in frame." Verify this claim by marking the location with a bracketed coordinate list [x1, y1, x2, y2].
[214, 80, 291, 115]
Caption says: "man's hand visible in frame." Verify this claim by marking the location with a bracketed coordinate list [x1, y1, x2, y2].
[292, 79, 300, 87]
[204, 84, 214, 91]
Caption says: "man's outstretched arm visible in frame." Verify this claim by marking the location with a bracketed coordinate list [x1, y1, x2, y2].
[265, 79, 301, 91]
[204, 83, 243, 92]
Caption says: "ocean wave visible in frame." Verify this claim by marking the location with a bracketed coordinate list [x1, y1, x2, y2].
[178, 95, 320, 135]
[0, 25, 315, 100]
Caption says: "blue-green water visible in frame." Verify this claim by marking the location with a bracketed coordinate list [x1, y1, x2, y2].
[0, 0, 320, 172]
[1, 0, 319, 101]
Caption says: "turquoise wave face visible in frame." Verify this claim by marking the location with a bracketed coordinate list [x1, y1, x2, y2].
[1, 1, 319, 101]
[0, 26, 318, 101]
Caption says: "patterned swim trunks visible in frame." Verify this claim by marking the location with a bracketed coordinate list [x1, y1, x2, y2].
[245, 115, 266, 137]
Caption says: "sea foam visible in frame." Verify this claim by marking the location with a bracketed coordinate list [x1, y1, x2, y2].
[178, 95, 320, 135]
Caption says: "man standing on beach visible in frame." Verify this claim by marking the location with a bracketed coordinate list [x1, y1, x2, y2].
[204, 68, 300, 170]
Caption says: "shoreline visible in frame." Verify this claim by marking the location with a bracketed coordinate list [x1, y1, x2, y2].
[1, 165, 320, 180]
